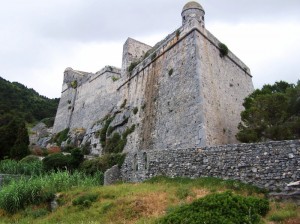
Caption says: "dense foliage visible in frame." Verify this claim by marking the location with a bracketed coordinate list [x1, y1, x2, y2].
[0, 77, 59, 160]
[0, 115, 30, 160]
[80, 153, 125, 175]
[42, 149, 84, 172]
[237, 81, 300, 142]
[157, 191, 269, 224]
[0, 76, 59, 123]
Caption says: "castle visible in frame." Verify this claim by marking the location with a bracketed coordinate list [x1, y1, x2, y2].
[53, 1, 253, 155]
[53, 2, 299, 190]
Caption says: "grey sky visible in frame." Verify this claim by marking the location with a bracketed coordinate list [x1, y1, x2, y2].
[1, 0, 300, 98]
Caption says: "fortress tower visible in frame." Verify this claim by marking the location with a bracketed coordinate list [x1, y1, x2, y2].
[53, 1, 254, 155]
[181, 1, 205, 27]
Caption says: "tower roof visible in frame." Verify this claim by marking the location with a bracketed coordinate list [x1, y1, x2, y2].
[182, 1, 204, 13]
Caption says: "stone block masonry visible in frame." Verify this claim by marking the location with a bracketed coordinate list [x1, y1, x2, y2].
[53, 1, 254, 154]
[121, 140, 300, 191]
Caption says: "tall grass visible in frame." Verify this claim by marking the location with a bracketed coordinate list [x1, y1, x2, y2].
[0, 159, 43, 176]
[0, 171, 102, 213]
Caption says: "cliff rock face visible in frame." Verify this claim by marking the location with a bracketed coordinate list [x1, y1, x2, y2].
[53, 2, 253, 156]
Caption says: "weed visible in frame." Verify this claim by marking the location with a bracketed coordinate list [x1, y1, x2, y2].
[111, 76, 119, 82]
[120, 99, 127, 109]
[128, 61, 140, 73]
[71, 80, 77, 89]
[133, 107, 138, 115]
[218, 43, 229, 57]
[151, 52, 157, 61]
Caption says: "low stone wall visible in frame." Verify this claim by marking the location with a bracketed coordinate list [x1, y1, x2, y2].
[121, 140, 300, 191]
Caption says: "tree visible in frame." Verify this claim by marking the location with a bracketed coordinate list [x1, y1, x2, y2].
[236, 81, 300, 143]
[10, 121, 30, 160]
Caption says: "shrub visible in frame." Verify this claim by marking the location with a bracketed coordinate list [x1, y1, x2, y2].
[98, 115, 115, 147]
[80, 153, 126, 175]
[141, 103, 146, 110]
[40, 117, 55, 128]
[157, 191, 269, 224]
[120, 99, 127, 109]
[69, 148, 84, 169]
[111, 76, 119, 82]
[20, 155, 40, 163]
[218, 43, 229, 57]
[128, 61, 140, 73]
[42, 153, 71, 172]
[168, 68, 173, 76]
[176, 29, 180, 38]
[133, 107, 138, 115]
[151, 52, 157, 61]
[53, 128, 69, 146]
[70, 80, 77, 88]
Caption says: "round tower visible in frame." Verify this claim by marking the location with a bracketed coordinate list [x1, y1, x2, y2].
[181, 1, 205, 27]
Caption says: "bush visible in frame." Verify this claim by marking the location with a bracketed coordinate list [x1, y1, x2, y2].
[69, 148, 84, 169]
[80, 153, 126, 175]
[20, 155, 40, 163]
[218, 43, 229, 57]
[128, 61, 140, 73]
[157, 191, 269, 224]
[133, 107, 138, 115]
[53, 128, 69, 146]
[40, 117, 55, 128]
[70, 80, 77, 88]
[42, 153, 71, 172]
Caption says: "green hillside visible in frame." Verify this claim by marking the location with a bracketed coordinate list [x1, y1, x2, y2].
[0, 76, 59, 123]
[0, 76, 59, 159]
[0, 176, 299, 224]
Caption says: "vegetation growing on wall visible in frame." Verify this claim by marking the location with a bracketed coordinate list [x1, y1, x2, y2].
[52, 128, 70, 146]
[80, 153, 125, 175]
[218, 43, 229, 57]
[128, 61, 141, 73]
[237, 81, 300, 142]
[133, 107, 138, 115]
[120, 99, 127, 109]
[111, 76, 119, 82]
[70, 80, 77, 89]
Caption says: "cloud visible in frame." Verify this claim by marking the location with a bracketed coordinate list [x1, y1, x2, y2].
[0, 0, 299, 98]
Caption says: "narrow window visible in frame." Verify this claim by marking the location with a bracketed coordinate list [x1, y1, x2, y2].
[143, 152, 147, 170]
[133, 154, 138, 171]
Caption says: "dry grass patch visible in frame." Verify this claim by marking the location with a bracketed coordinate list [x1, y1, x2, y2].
[132, 192, 169, 217]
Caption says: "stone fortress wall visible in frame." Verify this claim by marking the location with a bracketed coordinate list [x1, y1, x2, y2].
[53, 1, 253, 154]
[51, 2, 300, 189]
[121, 140, 300, 191]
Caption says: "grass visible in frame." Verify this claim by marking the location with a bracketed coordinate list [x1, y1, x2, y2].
[0, 176, 298, 224]
[0, 159, 43, 176]
[0, 171, 101, 214]
[267, 202, 299, 223]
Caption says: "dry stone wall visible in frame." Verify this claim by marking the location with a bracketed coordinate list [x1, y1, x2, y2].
[121, 140, 300, 191]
